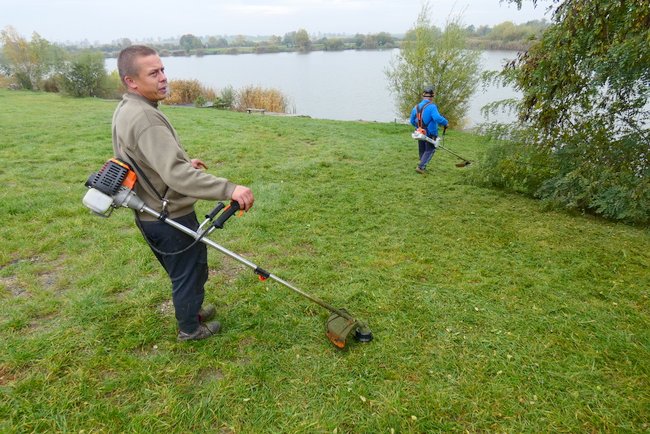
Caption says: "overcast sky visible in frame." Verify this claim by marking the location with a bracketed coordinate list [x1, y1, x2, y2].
[2, 0, 551, 44]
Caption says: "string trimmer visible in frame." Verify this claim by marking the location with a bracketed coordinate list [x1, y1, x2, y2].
[82, 158, 373, 349]
[411, 128, 471, 167]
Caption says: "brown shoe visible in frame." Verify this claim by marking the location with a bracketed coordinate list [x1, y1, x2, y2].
[177, 321, 221, 341]
[198, 304, 216, 322]
[415, 167, 427, 174]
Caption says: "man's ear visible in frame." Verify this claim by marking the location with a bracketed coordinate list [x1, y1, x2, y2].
[124, 76, 138, 90]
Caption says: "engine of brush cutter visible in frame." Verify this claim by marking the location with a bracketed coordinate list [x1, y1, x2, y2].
[83, 158, 142, 216]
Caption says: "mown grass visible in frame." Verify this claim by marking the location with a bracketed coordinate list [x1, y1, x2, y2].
[0, 89, 648, 432]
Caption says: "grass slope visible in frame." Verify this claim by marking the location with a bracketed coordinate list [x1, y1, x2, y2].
[0, 90, 648, 432]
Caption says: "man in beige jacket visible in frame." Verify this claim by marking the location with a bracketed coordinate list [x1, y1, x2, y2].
[112, 45, 254, 341]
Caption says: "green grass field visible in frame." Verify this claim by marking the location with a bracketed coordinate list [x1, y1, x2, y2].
[1, 89, 648, 432]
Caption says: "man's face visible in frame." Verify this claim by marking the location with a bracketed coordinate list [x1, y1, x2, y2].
[125, 54, 168, 102]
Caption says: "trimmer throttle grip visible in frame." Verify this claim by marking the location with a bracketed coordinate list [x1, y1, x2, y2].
[212, 201, 241, 229]
[206, 202, 226, 220]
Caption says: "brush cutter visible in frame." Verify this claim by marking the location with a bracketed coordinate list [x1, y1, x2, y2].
[411, 128, 471, 167]
[82, 158, 373, 349]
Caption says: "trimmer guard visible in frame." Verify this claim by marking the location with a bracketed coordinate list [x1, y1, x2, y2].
[326, 309, 359, 349]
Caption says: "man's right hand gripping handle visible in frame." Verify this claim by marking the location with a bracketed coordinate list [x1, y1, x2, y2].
[231, 185, 254, 211]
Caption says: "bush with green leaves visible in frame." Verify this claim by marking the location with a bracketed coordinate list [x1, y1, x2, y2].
[216, 85, 235, 109]
[476, 0, 649, 224]
[59, 51, 108, 97]
[101, 70, 126, 100]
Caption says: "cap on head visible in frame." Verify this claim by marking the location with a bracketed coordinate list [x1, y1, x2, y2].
[422, 86, 434, 97]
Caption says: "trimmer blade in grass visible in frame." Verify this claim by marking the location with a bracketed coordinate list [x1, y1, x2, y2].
[326, 309, 373, 348]
[326, 310, 358, 349]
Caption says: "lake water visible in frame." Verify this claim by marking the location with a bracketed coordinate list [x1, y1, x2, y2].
[105, 49, 519, 127]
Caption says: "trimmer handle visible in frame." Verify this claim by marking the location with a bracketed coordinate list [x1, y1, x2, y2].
[206, 202, 226, 220]
[443, 125, 447, 136]
[212, 201, 241, 229]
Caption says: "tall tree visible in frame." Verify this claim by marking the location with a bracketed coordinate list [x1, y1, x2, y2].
[0, 26, 64, 90]
[385, 3, 481, 127]
[294, 29, 311, 52]
[179, 34, 203, 53]
[376, 32, 395, 48]
[478, 0, 650, 223]
[282, 31, 296, 47]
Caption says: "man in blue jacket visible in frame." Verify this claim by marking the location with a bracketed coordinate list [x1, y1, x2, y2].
[409, 86, 449, 174]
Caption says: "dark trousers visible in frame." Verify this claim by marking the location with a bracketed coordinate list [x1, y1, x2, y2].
[418, 138, 437, 170]
[137, 212, 208, 334]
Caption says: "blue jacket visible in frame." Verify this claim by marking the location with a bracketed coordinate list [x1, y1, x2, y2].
[410, 99, 448, 138]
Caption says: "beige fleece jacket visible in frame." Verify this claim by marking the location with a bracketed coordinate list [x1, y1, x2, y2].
[112, 92, 236, 221]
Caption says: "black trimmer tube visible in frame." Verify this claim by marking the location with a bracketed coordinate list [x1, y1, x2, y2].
[436, 139, 471, 166]
[440, 128, 471, 166]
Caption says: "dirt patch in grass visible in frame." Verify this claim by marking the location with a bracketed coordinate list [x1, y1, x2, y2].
[158, 299, 174, 316]
[26, 312, 59, 333]
[198, 367, 225, 382]
[133, 343, 163, 359]
[113, 287, 136, 300]
[208, 261, 248, 284]
[217, 425, 236, 434]
[38, 271, 58, 291]
[0, 364, 18, 385]
[0, 275, 27, 297]
[235, 336, 256, 366]
[1, 255, 69, 297]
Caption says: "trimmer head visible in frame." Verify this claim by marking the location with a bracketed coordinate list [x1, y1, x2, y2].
[326, 309, 373, 349]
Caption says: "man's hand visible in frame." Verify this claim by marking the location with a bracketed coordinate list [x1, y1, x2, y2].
[231, 185, 254, 211]
[191, 159, 208, 170]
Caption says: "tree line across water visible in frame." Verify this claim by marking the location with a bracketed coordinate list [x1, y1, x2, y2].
[59, 20, 548, 57]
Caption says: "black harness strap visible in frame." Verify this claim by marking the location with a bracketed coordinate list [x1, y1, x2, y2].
[416, 101, 433, 130]
[120, 150, 170, 220]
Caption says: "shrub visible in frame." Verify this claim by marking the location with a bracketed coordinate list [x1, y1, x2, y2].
[163, 79, 216, 105]
[233, 85, 289, 113]
[472, 131, 650, 224]
[59, 51, 107, 97]
[99, 70, 125, 99]
[0, 73, 15, 88]
[40, 75, 60, 92]
[216, 85, 235, 109]
[469, 138, 557, 195]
